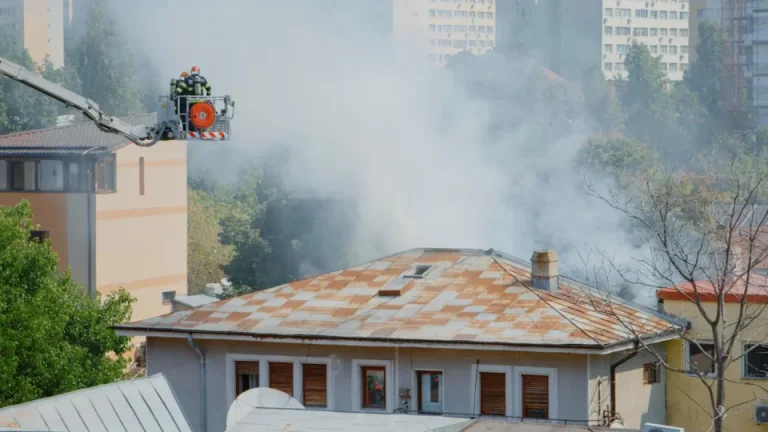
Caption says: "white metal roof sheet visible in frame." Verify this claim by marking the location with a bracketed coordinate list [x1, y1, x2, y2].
[0, 374, 192, 432]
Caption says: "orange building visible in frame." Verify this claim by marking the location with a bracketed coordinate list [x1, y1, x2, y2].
[0, 114, 188, 352]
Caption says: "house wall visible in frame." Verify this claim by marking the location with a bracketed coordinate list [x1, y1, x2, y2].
[146, 337, 666, 432]
[95, 140, 188, 323]
[0, 192, 71, 272]
[662, 299, 768, 432]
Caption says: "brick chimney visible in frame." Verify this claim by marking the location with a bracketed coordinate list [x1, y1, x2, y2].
[531, 250, 559, 292]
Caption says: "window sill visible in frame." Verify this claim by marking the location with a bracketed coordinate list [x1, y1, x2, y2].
[742, 376, 768, 380]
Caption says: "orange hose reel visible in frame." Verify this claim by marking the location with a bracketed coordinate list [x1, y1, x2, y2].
[189, 103, 216, 130]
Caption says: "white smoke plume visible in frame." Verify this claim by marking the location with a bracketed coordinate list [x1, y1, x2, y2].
[109, 0, 654, 303]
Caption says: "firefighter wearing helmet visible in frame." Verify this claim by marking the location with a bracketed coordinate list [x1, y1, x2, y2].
[183, 66, 214, 132]
[174, 71, 191, 129]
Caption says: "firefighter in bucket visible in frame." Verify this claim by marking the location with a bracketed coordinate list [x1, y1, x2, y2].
[179, 65, 216, 133]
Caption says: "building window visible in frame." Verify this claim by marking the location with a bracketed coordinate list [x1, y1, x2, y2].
[139, 157, 145, 196]
[681, 45, 689, 54]
[650, 45, 659, 54]
[661, 62, 668, 71]
[10, 161, 36, 191]
[453, 40, 467, 48]
[38, 160, 64, 191]
[670, 28, 678, 37]
[235, 361, 260, 396]
[681, 63, 688, 72]
[615, 62, 626, 72]
[651, 10, 659, 19]
[634, 27, 649, 37]
[439, 39, 451, 47]
[429, 24, 436, 32]
[469, 40, 477, 47]
[454, 10, 467, 18]
[635, 9, 648, 18]
[617, 8, 631, 18]
[478, 11, 486, 18]
[269, 362, 294, 396]
[644, 363, 659, 384]
[95, 157, 115, 193]
[487, 12, 493, 19]
[478, 40, 486, 47]
[661, 45, 669, 54]
[0, 161, 7, 190]
[617, 44, 629, 54]
[522, 375, 549, 419]
[454, 25, 467, 33]
[604, 8, 613, 17]
[604, 62, 613, 72]
[487, 26, 494, 34]
[670, 45, 678, 54]
[660, 28, 669, 37]
[439, 24, 451, 32]
[616, 26, 631, 36]
[660, 11, 669, 19]
[361, 366, 386, 409]
[469, 25, 477, 32]
[687, 341, 716, 375]
[29, 230, 50, 243]
[651, 27, 659, 36]
[480, 372, 506, 415]
[65, 162, 85, 192]
[744, 344, 768, 378]
[416, 371, 443, 414]
[681, 11, 689, 20]
[302, 363, 328, 407]
[604, 44, 613, 53]
[429, 9, 436, 17]
[161, 290, 176, 305]
[437, 9, 451, 18]
[681, 29, 689, 37]
[670, 11, 678, 20]
[605, 26, 613, 35]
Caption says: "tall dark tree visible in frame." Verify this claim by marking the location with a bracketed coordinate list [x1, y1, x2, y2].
[75, 1, 143, 116]
[0, 201, 134, 406]
[0, 31, 58, 134]
[684, 21, 722, 125]
[580, 66, 625, 132]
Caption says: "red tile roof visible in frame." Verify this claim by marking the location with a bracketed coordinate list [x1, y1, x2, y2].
[117, 249, 685, 350]
[0, 113, 156, 150]
[657, 273, 768, 303]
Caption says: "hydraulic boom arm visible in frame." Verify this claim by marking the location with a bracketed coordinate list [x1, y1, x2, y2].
[0, 56, 166, 146]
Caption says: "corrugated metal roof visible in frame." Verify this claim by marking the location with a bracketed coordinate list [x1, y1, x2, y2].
[0, 374, 192, 432]
[465, 420, 639, 431]
[118, 249, 685, 349]
[0, 113, 157, 150]
[227, 408, 473, 432]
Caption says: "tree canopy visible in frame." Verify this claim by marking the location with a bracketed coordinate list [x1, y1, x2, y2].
[0, 201, 134, 407]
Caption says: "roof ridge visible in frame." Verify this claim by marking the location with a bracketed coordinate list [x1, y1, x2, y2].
[0, 112, 155, 138]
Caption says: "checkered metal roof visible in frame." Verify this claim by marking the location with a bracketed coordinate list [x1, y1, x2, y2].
[117, 249, 685, 349]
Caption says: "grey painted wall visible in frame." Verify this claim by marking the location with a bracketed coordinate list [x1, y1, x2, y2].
[148, 337, 601, 432]
[66, 193, 90, 293]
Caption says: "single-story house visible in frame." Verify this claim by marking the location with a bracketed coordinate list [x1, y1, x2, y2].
[115, 248, 687, 432]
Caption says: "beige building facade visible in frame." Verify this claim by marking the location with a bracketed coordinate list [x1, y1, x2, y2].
[394, 0, 497, 65]
[0, 0, 64, 68]
[0, 114, 188, 354]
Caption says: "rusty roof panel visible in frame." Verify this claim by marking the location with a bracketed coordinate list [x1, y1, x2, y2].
[118, 249, 684, 348]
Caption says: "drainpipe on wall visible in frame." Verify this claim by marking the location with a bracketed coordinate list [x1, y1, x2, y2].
[187, 334, 207, 432]
[609, 341, 639, 424]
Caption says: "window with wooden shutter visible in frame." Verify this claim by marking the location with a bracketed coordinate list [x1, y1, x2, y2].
[480, 372, 506, 416]
[235, 361, 259, 397]
[522, 374, 549, 419]
[302, 364, 327, 408]
[269, 362, 294, 396]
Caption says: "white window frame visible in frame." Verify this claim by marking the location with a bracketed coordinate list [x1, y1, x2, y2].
[514, 366, 558, 421]
[469, 364, 513, 417]
[411, 368, 445, 414]
[742, 342, 768, 380]
[684, 340, 717, 378]
[225, 353, 334, 410]
[352, 359, 394, 412]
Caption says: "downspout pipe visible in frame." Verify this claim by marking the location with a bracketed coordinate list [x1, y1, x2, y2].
[187, 334, 207, 432]
[609, 341, 639, 422]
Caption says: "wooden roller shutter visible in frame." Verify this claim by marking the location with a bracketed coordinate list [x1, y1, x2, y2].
[302, 364, 328, 407]
[269, 362, 294, 396]
[480, 372, 506, 416]
[235, 361, 259, 396]
[522, 374, 549, 419]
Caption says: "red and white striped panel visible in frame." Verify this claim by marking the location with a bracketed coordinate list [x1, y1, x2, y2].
[187, 132, 227, 140]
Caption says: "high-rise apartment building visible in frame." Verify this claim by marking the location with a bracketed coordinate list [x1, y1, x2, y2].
[689, 0, 721, 62]
[393, 0, 497, 65]
[498, 0, 691, 82]
[0, 0, 65, 68]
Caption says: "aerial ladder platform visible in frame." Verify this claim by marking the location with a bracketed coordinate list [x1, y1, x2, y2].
[0, 56, 235, 147]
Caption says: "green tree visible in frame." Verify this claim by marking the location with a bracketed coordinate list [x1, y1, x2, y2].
[0, 201, 134, 407]
[618, 42, 672, 147]
[580, 66, 625, 132]
[188, 186, 234, 294]
[75, 1, 143, 117]
[0, 30, 58, 134]
[684, 21, 722, 125]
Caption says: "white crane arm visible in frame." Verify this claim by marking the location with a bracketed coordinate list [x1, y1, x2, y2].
[0, 56, 164, 146]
